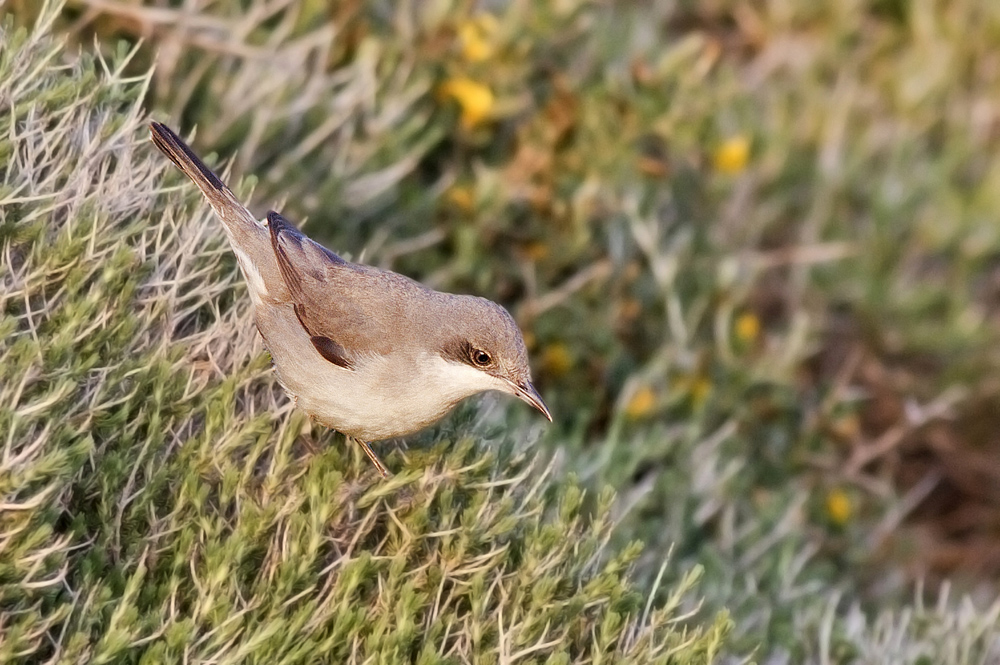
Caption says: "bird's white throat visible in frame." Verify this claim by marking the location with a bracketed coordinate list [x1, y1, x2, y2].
[285, 345, 507, 442]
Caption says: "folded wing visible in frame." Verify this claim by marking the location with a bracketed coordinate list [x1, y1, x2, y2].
[266, 211, 435, 364]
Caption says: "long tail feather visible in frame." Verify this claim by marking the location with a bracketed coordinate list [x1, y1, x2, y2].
[149, 122, 260, 236]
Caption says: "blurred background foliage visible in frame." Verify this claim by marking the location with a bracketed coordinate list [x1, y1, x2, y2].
[5, 0, 1000, 660]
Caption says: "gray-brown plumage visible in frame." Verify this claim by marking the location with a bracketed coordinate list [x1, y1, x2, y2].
[149, 122, 550, 478]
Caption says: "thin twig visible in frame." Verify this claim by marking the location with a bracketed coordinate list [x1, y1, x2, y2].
[519, 258, 613, 319]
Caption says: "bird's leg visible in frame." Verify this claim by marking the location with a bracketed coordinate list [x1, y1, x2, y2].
[352, 437, 390, 478]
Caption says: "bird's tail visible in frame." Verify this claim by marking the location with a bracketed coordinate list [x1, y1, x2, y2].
[149, 122, 261, 240]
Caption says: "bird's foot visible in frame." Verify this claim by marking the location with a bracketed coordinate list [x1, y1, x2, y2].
[353, 437, 390, 479]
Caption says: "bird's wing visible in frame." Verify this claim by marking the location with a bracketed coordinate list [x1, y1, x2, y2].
[266, 211, 428, 365]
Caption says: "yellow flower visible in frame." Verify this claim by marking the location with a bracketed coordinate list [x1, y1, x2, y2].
[522, 241, 549, 262]
[542, 343, 572, 377]
[734, 312, 760, 343]
[826, 489, 852, 525]
[713, 135, 750, 174]
[458, 14, 498, 62]
[829, 413, 860, 441]
[440, 77, 495, 128]
[446, 185, 474, 212]
[625, 386, 657, 419]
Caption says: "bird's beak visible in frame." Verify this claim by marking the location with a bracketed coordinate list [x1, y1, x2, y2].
[511, 381, 552, 422]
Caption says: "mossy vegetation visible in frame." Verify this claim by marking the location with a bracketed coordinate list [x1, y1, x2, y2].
[0, 7, 728, 663]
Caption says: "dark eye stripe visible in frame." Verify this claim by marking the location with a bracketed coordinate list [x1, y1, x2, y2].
[441, 339, 494, 368]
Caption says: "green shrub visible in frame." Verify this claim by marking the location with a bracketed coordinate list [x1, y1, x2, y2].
[7, 1, 1000, 662]
[0, 8, 730, 663]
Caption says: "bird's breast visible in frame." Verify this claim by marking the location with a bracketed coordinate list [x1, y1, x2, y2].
[256, 304, 499, 440]
[290, 351, 490, 441]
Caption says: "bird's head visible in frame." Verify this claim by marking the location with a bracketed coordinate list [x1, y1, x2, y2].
[437, 296, 551, 421]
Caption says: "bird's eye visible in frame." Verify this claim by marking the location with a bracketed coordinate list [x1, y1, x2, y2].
[471, 349, 492, 367]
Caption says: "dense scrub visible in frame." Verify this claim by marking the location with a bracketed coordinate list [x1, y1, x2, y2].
[0, 11, 727, 663]
[4, 0, 1000, 662]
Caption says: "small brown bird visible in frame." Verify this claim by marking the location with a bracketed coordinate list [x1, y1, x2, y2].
[149, 122, 550, 477]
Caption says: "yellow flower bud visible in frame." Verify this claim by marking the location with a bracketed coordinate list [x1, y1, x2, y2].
[734, 312, 760, 343]
[625, 386, 657, 419]
[826, 489, 852, 525]
[458, 14, 498, 62]
[713, 135, 750, 174]
[542, 343, 572, 377]
[440, 77, 495, 128]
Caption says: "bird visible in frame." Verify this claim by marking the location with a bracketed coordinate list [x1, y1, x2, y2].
[149, 122, 550, 478]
